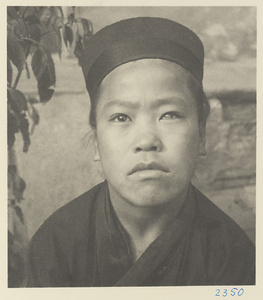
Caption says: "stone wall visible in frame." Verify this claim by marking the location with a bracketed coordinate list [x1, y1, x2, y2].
[195, 91, 256, 242]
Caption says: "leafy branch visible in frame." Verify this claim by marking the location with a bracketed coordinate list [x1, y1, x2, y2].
[7, 6, 61, 153]
[7, 5, 94, 191]
[7, 6, 94, 288]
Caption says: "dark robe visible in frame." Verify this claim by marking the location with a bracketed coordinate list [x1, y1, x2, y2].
[26, 181, 255, 287]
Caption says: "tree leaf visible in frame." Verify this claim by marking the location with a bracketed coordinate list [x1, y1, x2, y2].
[7, 88, 30, 151]
[7, 8, 27, 37]
[7, 19, 19, 34]
[7, 31, 26, 72]
[25, 16, 41, 44]
[43, 49, 56, 84]
[8, 111, 19, 149]
[32, 47, 56, 83]
[63, 24, 73, 49]
[38, 85, 54, 103]
[7, 7, 19, 20]
[16, 17, 28, 39]
[42, 48, 56, 85]
[28, 24, 41, 43]
[7, 58, 13, 87]
[31, 47, 47, 80]
[8, 164, 26, 203]
[24, 15, 39, 25]
[21, 7, 40, 19]
[32, 47, 56, 102]
[19, 112, 30, 152]
[8, 88, 28, 114]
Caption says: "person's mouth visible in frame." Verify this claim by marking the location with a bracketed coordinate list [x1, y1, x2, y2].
[128, 162, 169, 176]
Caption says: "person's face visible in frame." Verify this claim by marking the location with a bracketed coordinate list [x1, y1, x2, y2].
[93, 59, 206, 207]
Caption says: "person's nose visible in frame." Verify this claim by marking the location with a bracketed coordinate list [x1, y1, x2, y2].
[133, 123, 163, 153]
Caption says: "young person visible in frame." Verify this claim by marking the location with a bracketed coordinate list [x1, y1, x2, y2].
[27, 17, 255, 287]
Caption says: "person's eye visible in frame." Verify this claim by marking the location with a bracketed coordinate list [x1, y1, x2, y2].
[110, 114, 132, 123]
[159, 111, 182, 120]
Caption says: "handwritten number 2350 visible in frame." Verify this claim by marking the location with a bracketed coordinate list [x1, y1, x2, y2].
[215, 288, 244, 297]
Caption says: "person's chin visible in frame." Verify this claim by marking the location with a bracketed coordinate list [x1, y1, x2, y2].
[128, 195, 175, 208]
[124, 186, 177, 207]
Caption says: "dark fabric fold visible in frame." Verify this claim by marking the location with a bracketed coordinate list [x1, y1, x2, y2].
[94, 183, 132, 286]
[90, 182, 197, 286]
[113, 186, 195, 286]
[26, 181, 255, 287]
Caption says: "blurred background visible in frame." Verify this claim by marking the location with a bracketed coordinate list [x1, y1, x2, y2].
[8, 6, 256, 286]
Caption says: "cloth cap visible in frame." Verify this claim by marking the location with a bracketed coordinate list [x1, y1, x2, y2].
[80, 17, 204, 98]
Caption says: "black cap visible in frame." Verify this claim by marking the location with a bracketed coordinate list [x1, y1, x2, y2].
[80, 17, 204, 98]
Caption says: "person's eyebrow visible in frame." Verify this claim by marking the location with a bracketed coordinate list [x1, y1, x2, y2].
[103, 99, 140, 110]
[103, 97, 186, 110]
[150, 97, 186, 109]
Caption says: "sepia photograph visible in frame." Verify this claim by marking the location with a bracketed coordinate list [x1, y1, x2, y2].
[6, 3, 257, 292]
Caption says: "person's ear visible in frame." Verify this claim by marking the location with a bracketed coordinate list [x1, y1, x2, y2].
[92, 132, 100, 161]
[199, 124, 207, 156]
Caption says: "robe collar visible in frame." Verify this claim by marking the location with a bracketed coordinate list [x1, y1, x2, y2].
[94, 181, 195, 286]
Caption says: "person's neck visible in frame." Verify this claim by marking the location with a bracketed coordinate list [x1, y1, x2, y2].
[108, 185, 188, 261]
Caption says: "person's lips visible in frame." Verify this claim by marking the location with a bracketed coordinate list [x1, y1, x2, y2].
[128, 162, 169, 175]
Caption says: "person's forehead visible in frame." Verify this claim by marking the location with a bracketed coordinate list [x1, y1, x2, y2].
[100, 59, 194, 89]
[96, 59, 197, 110]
